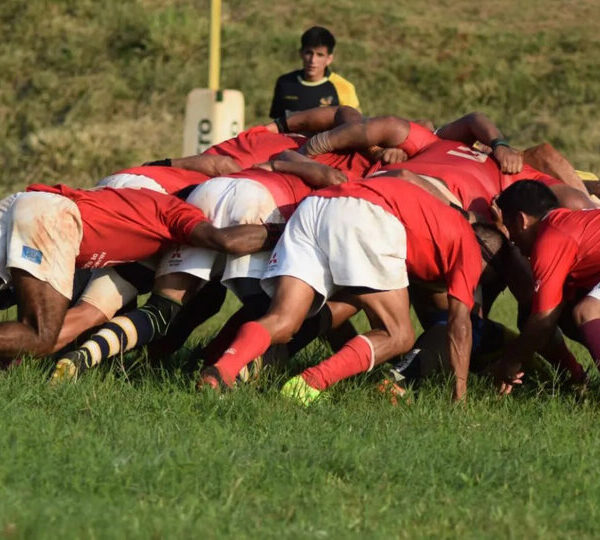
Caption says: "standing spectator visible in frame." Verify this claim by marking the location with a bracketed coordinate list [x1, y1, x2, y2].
[269, 26, 360, 119]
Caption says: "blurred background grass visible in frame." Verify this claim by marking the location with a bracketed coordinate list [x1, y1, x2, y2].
[1, 0, 599, 195]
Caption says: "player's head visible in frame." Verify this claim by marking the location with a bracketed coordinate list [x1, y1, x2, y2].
[300, 26, 335, 81]
[495, 180, 559, 255]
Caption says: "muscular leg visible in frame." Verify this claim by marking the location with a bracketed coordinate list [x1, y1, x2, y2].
[203, 276, 316, 387]
[0, 269, 70, 358]
[523, 142, 587, 193]
[550, 184, 597, 210]
[286, 295, 360, 357]
[148, 280, 228, 358]
[52, 301, 108, 353]
[299, 288, 415, 391]
[52, 272, 205, 380]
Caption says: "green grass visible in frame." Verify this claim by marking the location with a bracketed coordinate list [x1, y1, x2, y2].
[2, 0, 600, 537]
[1, 292, 598, 538]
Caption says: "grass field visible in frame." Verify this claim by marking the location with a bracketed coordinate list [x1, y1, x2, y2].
[2, 0, 600, 538]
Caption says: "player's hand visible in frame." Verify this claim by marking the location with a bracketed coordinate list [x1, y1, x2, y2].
[322, 168, 348, 186]
[494, 146, 524, 174]
[494, 360, 524, 395]
[379, 147, 408, 165]
[252, 161, 274, 171]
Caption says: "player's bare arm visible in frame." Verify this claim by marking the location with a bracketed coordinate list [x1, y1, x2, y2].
[302, 116, 411, 156]
[446, 296, 472, 402]
[523, 142, 587, 193]
[189, 222, 281, 255]
[265, 105, 363, 135]
[0, 269, 70, 357]
[436, 112, 523, 174]
[256, 158, 347, 188]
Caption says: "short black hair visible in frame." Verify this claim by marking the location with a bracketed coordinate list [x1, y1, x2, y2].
[496, 180, 559, 223]
[301, 26, 336, 53]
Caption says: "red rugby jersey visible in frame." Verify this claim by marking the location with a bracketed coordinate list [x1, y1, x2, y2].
[111, 166, 211, 194]
[530, 208, 600, 313]
[203, 126, 306, 169]
[227, 168, 313, 220]
[313, 177, 482, 308]
[384, 123, 561, 217]
[27, 184, 207, 269]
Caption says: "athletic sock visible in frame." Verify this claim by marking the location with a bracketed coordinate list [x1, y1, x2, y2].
[301, 335, 374, 391]
[579, 319, 600, 368]
[212, 321, 272, 386]
[57, 294, 182, 370]
[200, 294, 270, 365]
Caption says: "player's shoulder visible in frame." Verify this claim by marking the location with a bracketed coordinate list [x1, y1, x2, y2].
[328, 71, 356, 91]
[328, 72, 359, 107]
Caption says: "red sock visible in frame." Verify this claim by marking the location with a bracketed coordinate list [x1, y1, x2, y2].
[213, 321, 272, 386]
[202, 308, 252, 365]
[551, 338, 586, 381]
[302, 335, 373, 390]
[580, 319, 600, 369]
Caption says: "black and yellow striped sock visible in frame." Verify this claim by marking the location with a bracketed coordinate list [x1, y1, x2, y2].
[52, 294, 182, 380]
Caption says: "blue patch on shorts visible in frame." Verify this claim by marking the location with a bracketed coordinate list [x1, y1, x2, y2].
[21, 245, 43, 264]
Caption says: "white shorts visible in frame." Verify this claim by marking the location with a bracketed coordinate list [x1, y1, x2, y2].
[156, 176, 284, 296]
[261, 196, 409, 315]
[587, 282, 600, 301]
[96, 173, 167, 193]
[0, 192, 83, 300]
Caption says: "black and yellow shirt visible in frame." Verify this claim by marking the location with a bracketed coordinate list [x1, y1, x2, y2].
[269, 68, 360, 119]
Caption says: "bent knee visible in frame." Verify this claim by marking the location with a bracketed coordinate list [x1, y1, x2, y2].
[388, 326, 416, 356]
[262, 315, 303, 344]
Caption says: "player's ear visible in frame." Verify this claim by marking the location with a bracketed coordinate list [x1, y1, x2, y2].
[325, 53, 334, 66]
[517, 211, 531, 231]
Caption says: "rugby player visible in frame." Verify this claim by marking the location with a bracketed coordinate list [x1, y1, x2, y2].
[301, 112, 596, 215]
[0, 183, 276, 360]
[495, 180, 600, 393]
[53, 164, 230, 352]
[52, 105, 363, 352]
[197, 175, 483, 404]
[51, 159, 349, 380]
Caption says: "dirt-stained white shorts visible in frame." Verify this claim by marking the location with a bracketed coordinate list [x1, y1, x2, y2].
[0, 192, 83, 300]
[96, 172, 167, 193]
[155, 176, 284, 298]
[261, 196, 409, 316]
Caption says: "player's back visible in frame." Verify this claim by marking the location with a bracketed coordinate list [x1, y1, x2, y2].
[314, 176, 481, 307]
[203, 126, 306, 169]
[383, 139, 502, 217]
[27, 184, 205, 268]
